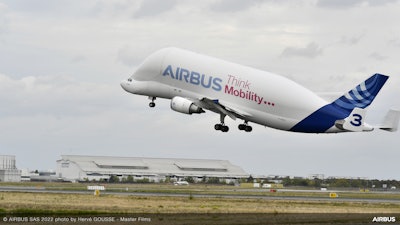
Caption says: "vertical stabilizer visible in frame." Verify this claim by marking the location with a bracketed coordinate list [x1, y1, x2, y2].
[332, 74, 389, 113]
[290, 74, 390, 133]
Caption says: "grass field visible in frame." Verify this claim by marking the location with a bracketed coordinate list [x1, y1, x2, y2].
[1, 192, 400, 214]
[1, 182, 400, 214]
[1, 183, 400, 224]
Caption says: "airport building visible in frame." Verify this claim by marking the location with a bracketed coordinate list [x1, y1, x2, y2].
[56, 155, 249, 183]
[0, 155, 21, 182]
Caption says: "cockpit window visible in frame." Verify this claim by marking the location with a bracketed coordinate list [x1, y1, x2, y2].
[128, 78, 132, 82]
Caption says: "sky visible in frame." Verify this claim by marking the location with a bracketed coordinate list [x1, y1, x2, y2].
[0, 0, 399, 180]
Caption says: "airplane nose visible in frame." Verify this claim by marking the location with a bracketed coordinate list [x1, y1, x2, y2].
[120, 79, 129, 91]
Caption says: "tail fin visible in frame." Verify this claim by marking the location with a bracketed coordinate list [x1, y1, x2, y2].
[332, 73, 389, 113]
[379, 109, 400, 132]
[335, 107, 374, 132]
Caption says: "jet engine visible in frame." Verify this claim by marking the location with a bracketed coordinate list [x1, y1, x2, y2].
[170, 96, 205, 114]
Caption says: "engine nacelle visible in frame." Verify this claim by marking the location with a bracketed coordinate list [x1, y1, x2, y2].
[170, 96, 205, 114]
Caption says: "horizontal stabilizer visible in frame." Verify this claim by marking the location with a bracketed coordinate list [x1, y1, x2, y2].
[378, 109, 400, 132]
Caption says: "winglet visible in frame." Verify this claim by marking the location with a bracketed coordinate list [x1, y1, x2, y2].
[379, 109, 400, 132]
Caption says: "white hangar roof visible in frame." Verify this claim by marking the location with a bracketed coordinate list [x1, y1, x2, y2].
[58, 155, 249, 178]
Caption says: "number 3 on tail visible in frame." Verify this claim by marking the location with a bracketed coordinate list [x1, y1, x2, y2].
[350, 113, 363, 127]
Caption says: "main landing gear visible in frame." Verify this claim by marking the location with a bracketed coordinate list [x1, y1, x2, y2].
[149, 96, 156, 108]
[214, 114, 229, 132]
[214, 115, 253, 133]
[238, 121, 252, 132]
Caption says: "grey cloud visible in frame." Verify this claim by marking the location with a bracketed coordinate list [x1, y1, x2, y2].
[0, 74, 122, 117]
[281, 42, 323, 59]
[339, 34, 364, 45]
[369, 52, 387, 61]
[90, 1, 139, 18]
[133, 0, 177, 18]
[363, 0, 398, 6]
[117, 45, 143, 67]
[0, 2, 9, 34]
[317, 0, 365, 8]
[210, 0, 262, 12]
[70, 55, 87, 64]
[388, 38, 400, 47]
[3, 0, 136, 19]
[3, 0, 62, 13]
[2, 0, 86, 17]
[316, 0, 398, 9]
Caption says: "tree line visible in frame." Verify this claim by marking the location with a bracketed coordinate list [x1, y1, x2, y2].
[84, 175, 400, 189]
[281, 177, 399, 189]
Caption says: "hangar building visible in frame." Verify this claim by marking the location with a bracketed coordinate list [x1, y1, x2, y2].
[56, 155, 249, 183]
[0, 155, 21, 182]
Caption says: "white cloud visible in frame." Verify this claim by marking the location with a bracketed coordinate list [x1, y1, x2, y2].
[133, 0, 177, 18]
[369, 52, 388, 61]
[0, 74, 137, 120]
[281, 42, 323, 58]
[316, 0, 398, 9]
[209, 0, 262, 12]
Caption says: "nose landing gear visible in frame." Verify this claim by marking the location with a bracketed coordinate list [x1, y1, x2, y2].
[149, 97, 156, 108]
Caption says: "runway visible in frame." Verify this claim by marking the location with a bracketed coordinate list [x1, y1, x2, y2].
[1, 185, 399, 204]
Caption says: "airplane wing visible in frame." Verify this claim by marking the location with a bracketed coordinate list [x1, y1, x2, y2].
[194, 98, 251, 121]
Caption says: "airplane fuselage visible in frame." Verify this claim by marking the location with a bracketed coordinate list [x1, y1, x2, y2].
[121, 47, 389, 133]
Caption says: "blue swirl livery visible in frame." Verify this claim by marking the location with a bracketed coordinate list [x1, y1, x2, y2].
[332, 74, 389, 113]
[290, 73, 389, 133]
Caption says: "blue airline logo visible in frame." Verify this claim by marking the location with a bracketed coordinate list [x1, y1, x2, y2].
[162, 65, 222, 91]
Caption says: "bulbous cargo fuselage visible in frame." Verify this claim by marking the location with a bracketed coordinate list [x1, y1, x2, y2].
[121, 47, 389, 133]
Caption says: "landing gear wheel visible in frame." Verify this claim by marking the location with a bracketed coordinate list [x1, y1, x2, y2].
[215, 124, 229, 132]
[245, 125, 252, 132]
[239, 121, 252, 132]
[221, 125, 229, 132]
[214, 114, 229, 132]
[214, 124, 222, 130]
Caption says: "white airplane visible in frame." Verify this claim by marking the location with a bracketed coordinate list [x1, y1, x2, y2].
[121, 47, 399, 133]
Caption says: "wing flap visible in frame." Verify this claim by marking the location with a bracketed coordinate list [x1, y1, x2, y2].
[195, 98, 252, 121]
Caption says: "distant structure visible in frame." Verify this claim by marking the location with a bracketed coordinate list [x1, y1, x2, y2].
[20, 169, 58, 182]
[308, 174, 325, 180]
[56, 155, 249, 183]
[0, 155, 21, 182]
